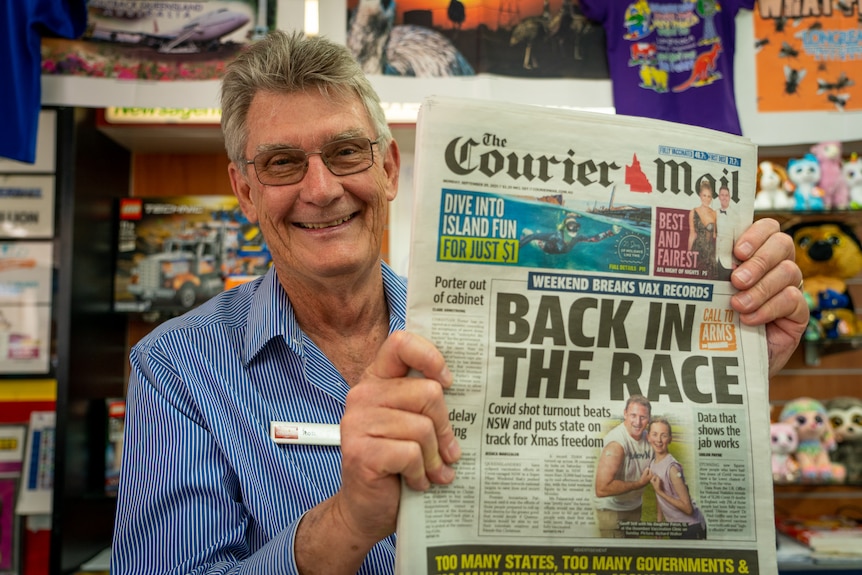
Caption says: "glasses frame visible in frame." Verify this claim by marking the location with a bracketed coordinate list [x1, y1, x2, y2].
[244, 137, 380, 186]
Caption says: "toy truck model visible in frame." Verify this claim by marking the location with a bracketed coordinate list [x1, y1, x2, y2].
[127, 223, 234, 310]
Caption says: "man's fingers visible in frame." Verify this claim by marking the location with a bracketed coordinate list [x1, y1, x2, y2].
[732, 258, 803, 317]
[737, 279, 808, 326]
[365, 331, 452, 388]
[347, 375, 461, 467]
[732, 219, 796, 289]
[731, 216, 802, 320]
[372, 431, 456, 490]
[733, 218, 787, 265]
[341, 399, 457, 489]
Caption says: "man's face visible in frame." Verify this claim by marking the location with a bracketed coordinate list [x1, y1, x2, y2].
[719, 188, 730, 209]
[623, 402, 650, 440]
[228, 90, 399, 287]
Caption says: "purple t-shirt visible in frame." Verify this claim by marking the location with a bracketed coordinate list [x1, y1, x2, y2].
[581, 0, 754, 135]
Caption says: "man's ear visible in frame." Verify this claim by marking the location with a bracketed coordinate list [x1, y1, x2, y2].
[382, 138, 401, 202]
[228, 162, 259, 223]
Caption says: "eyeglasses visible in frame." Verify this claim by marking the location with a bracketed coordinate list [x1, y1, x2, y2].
[245, 137, 379, 186]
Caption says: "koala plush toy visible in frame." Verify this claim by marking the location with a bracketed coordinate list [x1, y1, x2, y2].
[826, 396, 862, 483]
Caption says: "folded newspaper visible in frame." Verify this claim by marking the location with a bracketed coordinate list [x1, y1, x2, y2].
[397, 96, 774, 575]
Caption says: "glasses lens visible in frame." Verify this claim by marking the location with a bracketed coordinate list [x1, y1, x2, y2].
[322, 138, 374, 176]
[251, 138, 376, 185]
[255, 149, 307, 185]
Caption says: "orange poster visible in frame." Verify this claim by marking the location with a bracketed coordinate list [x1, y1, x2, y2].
[754, 0, 862, 112]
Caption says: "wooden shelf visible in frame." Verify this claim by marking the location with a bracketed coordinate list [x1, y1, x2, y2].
[804, 337, 862, 366]
[754, 210, 862, 230]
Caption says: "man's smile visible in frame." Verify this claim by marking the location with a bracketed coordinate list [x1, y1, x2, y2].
[296, 212, 357, 229]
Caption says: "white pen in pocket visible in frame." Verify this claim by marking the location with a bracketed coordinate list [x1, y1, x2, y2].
[270, 421, 341, 446]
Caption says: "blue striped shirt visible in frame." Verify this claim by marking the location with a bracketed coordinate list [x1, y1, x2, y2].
[112, 263, 406, 575]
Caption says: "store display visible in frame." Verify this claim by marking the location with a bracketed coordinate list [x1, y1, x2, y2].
[771, 421, 800, 484]
[787, 221, 862, 341]
[787, 154, 826, 211]
[104, 399, 124, 497]
[811, 142, 850, 210]
[346, 0, 475, 77]
[113, 196, 271, 313]
[776, 514, 862, 556]
[756, 142, 862, 214]
[580, 0, 753, 135]
[778, 397, 845, 483]
[0, 425, 25, 575]
[0, 241, 53, 374]
[753, 4, 862, 114]
[844, 153, 862, 208]
[0, 176, 55, 238]
[15, 411, 55, 516]
[825, 397, 862, 484]
[27, 97, 857, 571]
[754, 160, 793, 211]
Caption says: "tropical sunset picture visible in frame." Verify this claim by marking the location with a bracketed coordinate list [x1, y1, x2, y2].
[345, 0, 609, 78]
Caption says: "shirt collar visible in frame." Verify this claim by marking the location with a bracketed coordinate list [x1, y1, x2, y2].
[242, 262, 407, 364]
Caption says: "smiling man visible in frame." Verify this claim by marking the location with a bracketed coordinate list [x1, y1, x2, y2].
[593, 394, 653, 538]
[112, 29, 807, 575]
[112, 31, 460, 575]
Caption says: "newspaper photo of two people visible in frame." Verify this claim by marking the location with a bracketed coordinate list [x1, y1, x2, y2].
[397, 96, 774, 575]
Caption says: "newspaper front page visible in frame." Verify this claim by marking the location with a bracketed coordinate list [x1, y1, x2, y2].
[397, 96, 774, 575]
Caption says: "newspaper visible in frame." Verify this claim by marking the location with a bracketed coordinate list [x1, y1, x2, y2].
[397, 96, 775, 575]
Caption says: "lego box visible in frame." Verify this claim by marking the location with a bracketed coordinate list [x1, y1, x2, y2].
[114, 196, 270, 313]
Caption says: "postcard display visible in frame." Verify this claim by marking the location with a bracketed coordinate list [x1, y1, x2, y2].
[398, 97, 775, 575]
[0, 110, 56, 375]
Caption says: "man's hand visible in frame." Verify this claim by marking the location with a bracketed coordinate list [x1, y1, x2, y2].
[729, 218, 808, 377]
[295, 331, 460, 574]
[339, 330, 460, 540]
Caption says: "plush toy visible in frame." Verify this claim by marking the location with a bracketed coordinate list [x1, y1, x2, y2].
[754, 160, 793, 210]
[786, 221, 862, 338]
[811, 141, 850, 210]
[770, 421, 800, 483]
[779, 397, 845, 482]
[844, 153, 862, 209]
[826, 396, 862, 483]
[787, 153, 825, 211]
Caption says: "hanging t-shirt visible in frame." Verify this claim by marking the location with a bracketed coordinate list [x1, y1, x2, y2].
[581, 0, 754, 135]
[0, 0, 87, 164]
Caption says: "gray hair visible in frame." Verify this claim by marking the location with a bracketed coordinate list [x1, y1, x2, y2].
[220, 30, 391, 166]
[624, 394, 651, 416]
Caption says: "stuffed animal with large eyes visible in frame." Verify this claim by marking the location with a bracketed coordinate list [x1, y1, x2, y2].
[780, 397, 845, 483]
[754, 160, 793, 210]
[811, 141, 849, 210]
[785, 221, 862, 339]
[826, 396, 862, 483]
[787, 154, 825, 211]
[770, 422, 799, 483]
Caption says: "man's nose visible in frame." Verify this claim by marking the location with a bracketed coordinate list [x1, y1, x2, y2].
[300, 154, 342, 205]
